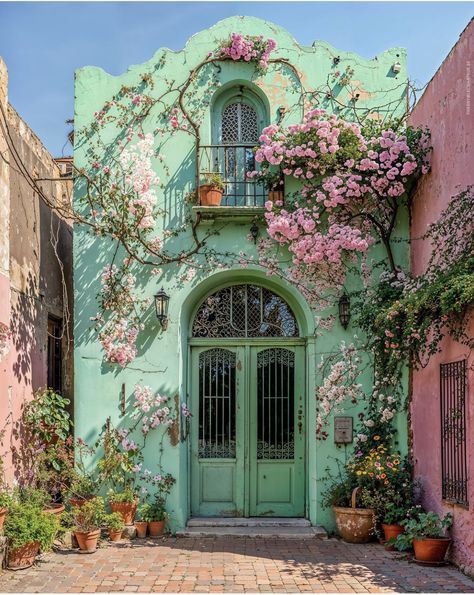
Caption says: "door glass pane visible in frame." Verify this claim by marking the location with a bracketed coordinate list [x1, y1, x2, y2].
[198, 348, 236, 459]
[257, 348, 295, 460]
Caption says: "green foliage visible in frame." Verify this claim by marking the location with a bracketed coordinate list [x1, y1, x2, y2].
[107, 486, 137, 505]
[320, 473, 357, 509]
[0, 488, 13, 509]
[71, 496, 106, 532]
[138, 495, 166, 522]
[3, 504, 59, 551]
[203, 172, 225, 190]
[394, 511, 453, 550]
[24, 388, 72, 444]
[15, 487, 50, 509]
[104, 512, 125, 531]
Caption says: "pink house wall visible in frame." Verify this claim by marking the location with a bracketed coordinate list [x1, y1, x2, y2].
[409, 18, 474, 574]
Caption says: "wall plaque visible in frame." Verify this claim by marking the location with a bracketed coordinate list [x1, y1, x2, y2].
[334, 416, 353, 444]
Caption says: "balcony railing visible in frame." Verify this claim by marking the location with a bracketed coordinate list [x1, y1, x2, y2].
[199, 144, 268, 207]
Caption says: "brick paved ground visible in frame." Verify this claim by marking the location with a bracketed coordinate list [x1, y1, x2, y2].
[1, 537, 473, 593]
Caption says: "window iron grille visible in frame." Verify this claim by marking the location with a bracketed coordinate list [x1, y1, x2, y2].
[440, 359, 469, 506]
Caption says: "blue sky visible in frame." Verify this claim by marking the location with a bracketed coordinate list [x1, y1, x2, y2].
[0, 1, 472, 155]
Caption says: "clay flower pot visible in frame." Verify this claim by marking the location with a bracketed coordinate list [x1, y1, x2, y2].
[268, 190, 284, 202]
[7, 541, 40, 570]
[413, 538, 451, 563]
[110, 500, 138, 525]
[69, 496, 95, 508]
[148, 520, 165, 537]
[199, 185, 223, 206]
[134, 521, 148, 538]
[74, 529, 101, 553]
[44, 503, 65, 516]
[108, 529, 123, 542]
[382, 523, 404, 551]
[0, 506, 7, 530]
[333, 488, 375, 544]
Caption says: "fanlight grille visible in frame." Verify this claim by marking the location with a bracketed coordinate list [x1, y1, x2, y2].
[192, 284, 299, 338]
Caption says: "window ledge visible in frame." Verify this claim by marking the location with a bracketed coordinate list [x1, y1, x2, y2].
[192, 205, 266, 222]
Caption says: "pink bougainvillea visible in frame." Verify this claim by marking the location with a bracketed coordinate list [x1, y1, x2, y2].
[217, 33, 277, 71]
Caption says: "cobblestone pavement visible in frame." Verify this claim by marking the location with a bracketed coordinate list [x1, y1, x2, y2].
[1, 537, 473, 593]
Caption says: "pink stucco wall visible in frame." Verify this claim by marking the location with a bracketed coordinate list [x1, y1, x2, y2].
[409, 18, 474, 574]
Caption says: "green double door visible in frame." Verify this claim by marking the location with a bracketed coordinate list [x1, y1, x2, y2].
[190, 344, 305, 517]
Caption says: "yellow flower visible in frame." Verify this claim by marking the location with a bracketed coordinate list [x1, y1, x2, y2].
[374, 435, 381, 441]
[393, 459, 400, 465]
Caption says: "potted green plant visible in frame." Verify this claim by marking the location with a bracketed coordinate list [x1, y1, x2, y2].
[67, 473, 98, 508]
[3, 503, 59, 569]
[71, 496, 106, 553]
[108, 487, 139, 525]
[0, 489, 13, 530]
[139, 496, 167, 537]
[134, 505, 149, 538]
[397, 511, 453, 563]
[105, 512, 125, 542]
[381, 502, 407, 545]
[198, 172, 225, 206]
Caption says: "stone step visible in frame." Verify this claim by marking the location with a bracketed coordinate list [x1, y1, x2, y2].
[187, 517, 312, 528]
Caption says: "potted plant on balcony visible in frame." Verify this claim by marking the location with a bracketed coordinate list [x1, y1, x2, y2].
[71, 496, 106, 553]
[3, 503, 59, 569]
[398, 511, 453, 563]
[198, 173, 225, 206]
[265, 171, 284, 202]
[105, 512, 125, 542]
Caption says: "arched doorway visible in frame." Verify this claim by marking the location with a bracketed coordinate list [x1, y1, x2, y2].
[189, 284, 305, 517]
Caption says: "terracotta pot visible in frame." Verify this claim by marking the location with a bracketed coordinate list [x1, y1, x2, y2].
[108, 529, 123, 542]
[413, 537, 451, 562]
[332, 488, 375, 544]
[74, 528, 101, 553]
[268, 190, 284, 202]
[69, 495, 95, 508]
[110, 500, 138, 525]
[44, 503, 65, 516]
[0, 506, 7, 530]
[7, 541, 40, 570]
[382, 523, 404, 551]
[199, 184, 223, 207]
[134, 521, 148, 538]
[148, 520, 165, 537]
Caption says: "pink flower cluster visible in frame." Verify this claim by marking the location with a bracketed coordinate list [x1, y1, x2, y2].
[132, 384, 172, 434]
[218, 33, 277, 71]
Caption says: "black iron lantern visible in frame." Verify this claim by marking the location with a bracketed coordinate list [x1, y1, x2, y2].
[250, 222, 259, 244]
[154, 288, 170, 330]
[338, 293, 351, 329]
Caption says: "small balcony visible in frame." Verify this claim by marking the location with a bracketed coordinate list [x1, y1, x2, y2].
[198, 144, 268, 208]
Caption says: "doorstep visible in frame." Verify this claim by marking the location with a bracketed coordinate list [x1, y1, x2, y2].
[177, 517, 327, 539]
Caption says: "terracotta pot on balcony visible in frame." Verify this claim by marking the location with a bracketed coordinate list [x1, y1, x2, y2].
[199, 185, 223, 206]
[268, 190, 284, 203]
[332, 487, 375, 544]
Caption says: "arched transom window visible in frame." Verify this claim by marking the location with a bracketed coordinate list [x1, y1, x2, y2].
[192, 284, 299, 338]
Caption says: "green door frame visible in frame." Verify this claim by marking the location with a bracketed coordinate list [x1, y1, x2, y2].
[189, 338, 306, 518]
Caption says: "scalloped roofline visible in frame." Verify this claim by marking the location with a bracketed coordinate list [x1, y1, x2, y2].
[75, 14, 407, 81]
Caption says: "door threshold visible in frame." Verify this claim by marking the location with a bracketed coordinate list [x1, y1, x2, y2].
[187, 517, 311, 527]
[179, 519, 327, 539]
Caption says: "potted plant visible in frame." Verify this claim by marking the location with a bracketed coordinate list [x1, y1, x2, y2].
[140, 496, 167, 537]
[0, 489, 13, 530]
[198, 173, 225, 206]
[67, 473, 98, 508]
[381, 502, 407, 546]
[398, 511, 453, 563]
[265, 171, 284, 202]
[71, 496, 106, 553]
[135, 505, 149, 538]
[105, 512, 125, 542]
[108, 487, 139, 525]
[3, 503, 59, 569]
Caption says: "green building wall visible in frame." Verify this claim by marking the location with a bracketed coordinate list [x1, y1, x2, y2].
[73, 16, 409, 533]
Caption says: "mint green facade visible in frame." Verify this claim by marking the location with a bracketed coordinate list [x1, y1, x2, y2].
[74, 17, 409, 533]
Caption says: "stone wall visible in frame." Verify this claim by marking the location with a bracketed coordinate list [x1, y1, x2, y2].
[409, 19, 474, 575]
[0, 56, 73, 484]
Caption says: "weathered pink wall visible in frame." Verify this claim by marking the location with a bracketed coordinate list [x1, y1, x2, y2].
[409, 18, 474, 575]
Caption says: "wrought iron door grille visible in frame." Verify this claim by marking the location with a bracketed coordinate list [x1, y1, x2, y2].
[257, 349, 295, 460]
[440, 359, 469, 506]
[192, 284, 299, 338]
[198, 348, 236, 459]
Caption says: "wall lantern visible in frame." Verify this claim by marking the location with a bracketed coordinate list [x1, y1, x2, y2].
[392, 61, 401, 74]
[154, 288, 170, 330]
[338, 293, 351, 329]
[250, 222, 259, 244]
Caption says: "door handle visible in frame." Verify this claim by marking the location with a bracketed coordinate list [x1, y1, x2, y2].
[298, 421, 303, 435]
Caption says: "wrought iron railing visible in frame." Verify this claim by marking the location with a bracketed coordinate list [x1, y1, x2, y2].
[199, 144, 268, 207]
[440, 359, 469, 506]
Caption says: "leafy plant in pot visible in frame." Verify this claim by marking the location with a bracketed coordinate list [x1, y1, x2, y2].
[139, 496, 167, 537]
[397, 511, 453, 563]
[108, 487, 139, 525]
[67, 473, 98, 508]
[3, 503, 59, 569]
[198, 173, 225, 206]
[71, 496, 106, 553]
[0, 489, 13, 530]
[134, 506, 148, 538]
[105, 512, 125, 542]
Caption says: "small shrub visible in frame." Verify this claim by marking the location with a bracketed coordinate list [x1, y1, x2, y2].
[4, 504, 59, 551]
